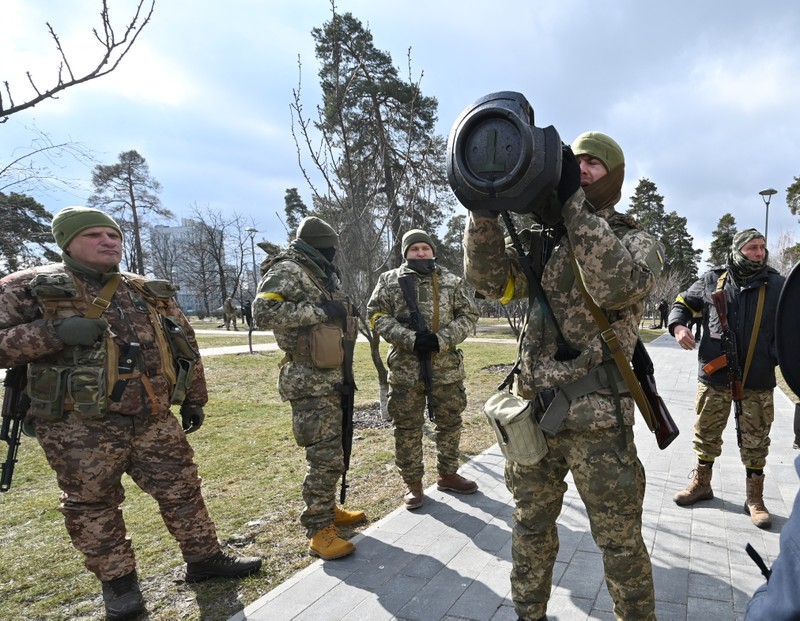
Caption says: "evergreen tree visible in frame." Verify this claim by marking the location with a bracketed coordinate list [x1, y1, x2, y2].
[707, 213, 737, 267]
[0, 192, 59, 275]
[283, 188, 309, 240]
[627, 178, 666, 242]
[787, 175, 800, 221]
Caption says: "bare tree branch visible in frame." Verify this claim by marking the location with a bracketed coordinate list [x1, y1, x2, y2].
[1, 0, 155, 122]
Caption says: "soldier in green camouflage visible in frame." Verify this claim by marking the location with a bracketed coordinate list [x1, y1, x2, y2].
[464, 133, 663, 621]
[367, 229, 479, 510]
[0, 207, 261, 620]
[252, 216, 366, 561]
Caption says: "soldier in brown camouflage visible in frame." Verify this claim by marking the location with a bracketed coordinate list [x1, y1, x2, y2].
[367, 229, 479, 510]
[252, 216, 366, 561]
[464, 133, 663, 621]
[0, 207, 261, 621]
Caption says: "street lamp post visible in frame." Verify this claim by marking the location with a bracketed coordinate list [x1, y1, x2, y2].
[759, 188, 777, 245]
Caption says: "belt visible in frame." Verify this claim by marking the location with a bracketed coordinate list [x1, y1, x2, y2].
[536, 364, 627, 436]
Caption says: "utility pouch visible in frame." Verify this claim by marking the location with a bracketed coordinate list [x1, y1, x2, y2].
[160, 315, 199, 403]
[483, 392, 548, 466]
[171, 358, 194, 405]
[67, 367, 106, 419]
[309, 323, 344, 369]
[26, 364, 68, 421]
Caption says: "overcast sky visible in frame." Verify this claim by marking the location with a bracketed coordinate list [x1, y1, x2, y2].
[2, 0, 799, 264]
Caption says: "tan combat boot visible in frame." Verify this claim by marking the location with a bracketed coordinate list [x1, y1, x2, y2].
[308, 524, 355, 560]
[745, 474, 772, 529]
[404, 481, 424, 510]
[437, 473, 478, 494]
[334, 506, 366, 526]
[673, 462, 714, 506]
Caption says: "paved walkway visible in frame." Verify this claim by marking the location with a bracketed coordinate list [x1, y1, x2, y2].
[229, 334, 799, 621]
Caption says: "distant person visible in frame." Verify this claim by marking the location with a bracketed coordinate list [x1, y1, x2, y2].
[657, 298, 669, 328]
[669, 229, 784, 528]
[0, 207, 261, 620]
[367, 229, 479, 510]
[464, 132, 661, 620]
[252, 216, 365, 560]
[222, 296, 238, 331]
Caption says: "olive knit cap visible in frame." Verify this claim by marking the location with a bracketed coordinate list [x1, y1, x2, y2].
[296, 216, 339, 249]
[51, 206, 122, 250]
[571, 131, 624, 172]
[732, 228, 764, 252]
[401, 229, 436, 257]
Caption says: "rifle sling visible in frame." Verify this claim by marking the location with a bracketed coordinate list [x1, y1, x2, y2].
[567, 246, 657, 432]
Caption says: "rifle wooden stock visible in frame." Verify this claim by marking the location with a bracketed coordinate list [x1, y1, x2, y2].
[632, 339, 680, 450]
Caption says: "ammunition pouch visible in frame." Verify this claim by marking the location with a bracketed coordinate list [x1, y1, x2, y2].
[27, 362, 108, 420]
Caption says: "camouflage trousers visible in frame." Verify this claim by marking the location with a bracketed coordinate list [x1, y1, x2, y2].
[693, 383, 774, 469]
[290, 393, 344, 538]
[505, 425, 655, 621]
[387, 381, 467, 483]
[34, 409, 220, 582]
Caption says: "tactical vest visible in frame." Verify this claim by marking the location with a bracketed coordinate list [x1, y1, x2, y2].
[26, 264, 197, 420]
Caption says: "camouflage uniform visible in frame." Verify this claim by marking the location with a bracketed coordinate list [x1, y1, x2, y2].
[669, 260, 784, 469]
[367, 263, 478, 483]
[252, 243, 347, 538]
[223, 297, 238, 330]
[464, 187, 662, 618]
[0, 263, 219, 582]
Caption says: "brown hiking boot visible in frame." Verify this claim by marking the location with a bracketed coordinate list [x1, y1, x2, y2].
[437, 473, 478, 494]
[745, 474, 772, 529]
[309, 524, 355, 560]
[673, 463, 714, 506]
[334, 505, 366, 526]
[404, 481, 424, 510]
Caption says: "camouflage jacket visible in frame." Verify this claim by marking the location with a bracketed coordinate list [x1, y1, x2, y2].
[464, 189, 662, 431]
[367, 264, 478, 387]
[252, 246, 344, 401]
[0, 262, 207, 417]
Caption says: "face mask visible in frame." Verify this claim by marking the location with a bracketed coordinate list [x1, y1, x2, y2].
[406, 258, 436, 274]
[319, 247, 336, 262]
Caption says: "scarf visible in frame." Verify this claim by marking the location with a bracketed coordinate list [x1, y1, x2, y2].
[583, 164, 625, 213]
[291, 239, 341, 292]
[62, 252, 120, 283]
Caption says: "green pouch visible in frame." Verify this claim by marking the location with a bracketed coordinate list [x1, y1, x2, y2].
[67, 367, 107, 419]
[170, 357, 195, 405]
[26, 364, 68, 421]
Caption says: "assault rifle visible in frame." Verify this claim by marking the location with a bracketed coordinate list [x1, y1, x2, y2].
[336, 301, 358, 504]
[398, 275, 435, 421]
[632, 339, 680, 450]
[711, 290, 744, 447]
[2, 366, 30, 492]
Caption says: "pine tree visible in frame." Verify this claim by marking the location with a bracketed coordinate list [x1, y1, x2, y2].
[283, 188, 309, 240]
[707, 213, 737, 267]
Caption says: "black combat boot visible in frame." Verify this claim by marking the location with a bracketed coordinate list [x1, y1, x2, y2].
[185, 550, 262, 583]
[101, 571, 144, 621]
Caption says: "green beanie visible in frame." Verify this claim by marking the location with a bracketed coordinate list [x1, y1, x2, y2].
[401, 229, 436, 257]
[296, 216, 339, 249]
[732, 228, 765, 252]
[572, 131, 625, 172]
[51, 206, 122, 250]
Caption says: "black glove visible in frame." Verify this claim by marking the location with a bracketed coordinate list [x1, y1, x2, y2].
[53, 317, 108, 346]
[413, 330, 440, 354]
[557, 144, 581, 207]
[320, 299, 348, 324]
[180, 405, 205, 433]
